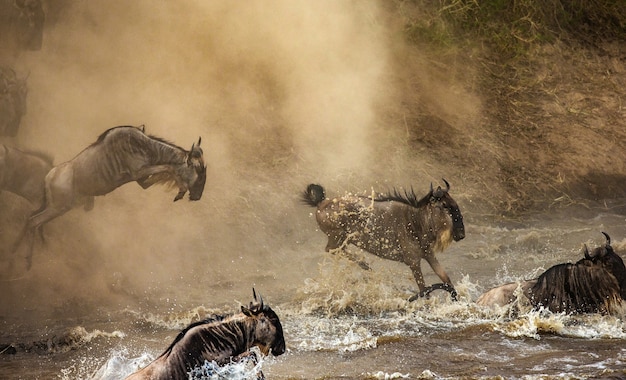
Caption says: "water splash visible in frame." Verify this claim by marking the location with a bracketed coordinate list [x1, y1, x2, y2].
[63, 348, 153, 380]
[188, 350, 265, 380]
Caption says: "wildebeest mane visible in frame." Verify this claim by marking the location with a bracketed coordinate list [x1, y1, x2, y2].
[94, 126, 186, 153]
[374, 187, 427, 208]
[94, 125, 130, 144]
[159, 315, 227, 359]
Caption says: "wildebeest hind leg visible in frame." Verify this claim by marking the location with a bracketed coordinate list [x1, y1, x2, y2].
[324, 230, 347, 252]
[20, 205, 70, 269]
[326, 232, 370, 270]
[9, 223, 37, 270]
[341, 250, 371, 270]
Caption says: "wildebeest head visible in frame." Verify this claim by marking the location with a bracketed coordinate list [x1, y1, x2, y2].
[428, 179, 465, 243]
[13, 0, 45, 51]
[582, 232, 626, 299]
[241, 289, 285, 357]
[186, 137, 206, 201]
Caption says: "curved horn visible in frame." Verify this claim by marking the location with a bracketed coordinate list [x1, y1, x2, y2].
[583, 244, 591, 260]
[197, 136, 202, 146]
[602, 231, 611, 246]
[442, 178, 450, 191]
[430, 183, 434, 194]
[252, 288, 264, 308]
[258, 292, 264, 309]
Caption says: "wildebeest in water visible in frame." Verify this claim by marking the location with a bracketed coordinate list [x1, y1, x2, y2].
[125, 289, 285, 380]
[11, 125, 207, 267]
[477, 232, 626, 314]
[302, 180, 465, 301]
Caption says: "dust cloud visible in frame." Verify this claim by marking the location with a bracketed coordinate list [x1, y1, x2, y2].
[1, 1, 482, 322]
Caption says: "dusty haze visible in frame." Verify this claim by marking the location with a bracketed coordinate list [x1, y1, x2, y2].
[0, 0, 484, 322]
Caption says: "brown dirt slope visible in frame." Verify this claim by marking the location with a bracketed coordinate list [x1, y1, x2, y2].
[390, 0, 626, 216]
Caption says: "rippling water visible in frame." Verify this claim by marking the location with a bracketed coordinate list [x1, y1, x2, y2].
[2, 207, 626, 379]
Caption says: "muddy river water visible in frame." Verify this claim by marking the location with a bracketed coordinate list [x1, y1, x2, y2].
[2, 205, 626, 379]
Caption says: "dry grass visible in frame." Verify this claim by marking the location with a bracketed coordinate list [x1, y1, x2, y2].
[392, 0, 626, 216]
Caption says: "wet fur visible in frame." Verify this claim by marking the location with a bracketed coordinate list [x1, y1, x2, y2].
[478, 233, 626, 314]
[302, 182, 465, 300]
[126, 292, 285, 380]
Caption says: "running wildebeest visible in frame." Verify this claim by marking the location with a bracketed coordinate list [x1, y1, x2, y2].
[0, 67, 27, 137]
[302, 180, 465, 301]
[0, 0, 45, 52]
[477, 232, 626, 314]
[11, 125, 207, 267]
[125, 289, 285, 380]
[0, 144, 52, 207]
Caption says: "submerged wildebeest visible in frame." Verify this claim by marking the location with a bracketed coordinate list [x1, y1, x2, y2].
[302, 180, 465, 301]
[11, 125, 207, 267]
[477, 232, 626, 314]
[125, 290, 285, 380]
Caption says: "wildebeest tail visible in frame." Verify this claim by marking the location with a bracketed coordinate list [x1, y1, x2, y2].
[302, 184, 326, 207]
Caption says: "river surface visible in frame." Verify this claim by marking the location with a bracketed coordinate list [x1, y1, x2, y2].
[2, 204, 626, 380]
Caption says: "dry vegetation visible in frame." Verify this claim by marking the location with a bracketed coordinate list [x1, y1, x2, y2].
[393, 0, 626, 216]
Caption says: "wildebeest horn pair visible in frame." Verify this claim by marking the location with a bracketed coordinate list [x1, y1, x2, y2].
[583, 231, 612, 259]
[430, 178, 450, 198]
[251, 288, 264, 310]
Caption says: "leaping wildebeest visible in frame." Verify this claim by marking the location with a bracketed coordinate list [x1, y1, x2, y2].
[302, 180, 465, 301]
[12, 125, 207, 267]
[477, 232, 626, 314]
[125, 289, 285, 380]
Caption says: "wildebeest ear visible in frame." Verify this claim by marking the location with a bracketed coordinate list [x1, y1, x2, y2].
[241, 305, 253, 317]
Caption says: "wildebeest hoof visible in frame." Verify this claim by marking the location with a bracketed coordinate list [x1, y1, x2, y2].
[408, 283, 458, 302]
[173, 191, 185, 201]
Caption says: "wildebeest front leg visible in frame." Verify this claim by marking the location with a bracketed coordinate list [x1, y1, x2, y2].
[407, 259, 426, 294]
[134, 165, 187, 201]
[232, 351, 265, 380]
[423, 253, 457, 301]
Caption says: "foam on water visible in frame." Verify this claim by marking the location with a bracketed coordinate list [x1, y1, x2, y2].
[491, 308, 626, 340]
[69, 349, 153, 380]
[72, 348, 270, 380]
[52, 221, 626, 379]
[187, 349, 266, 380]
